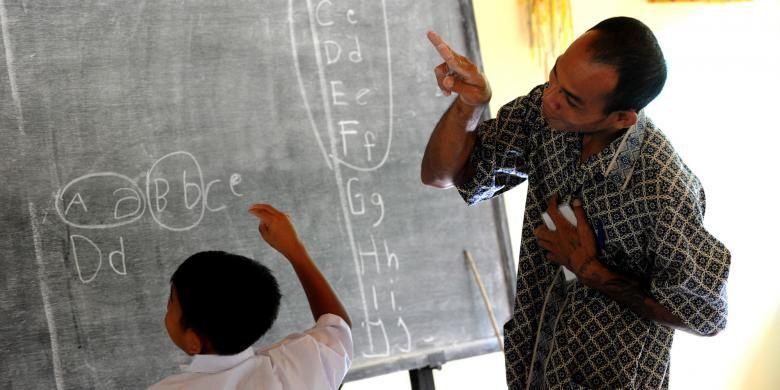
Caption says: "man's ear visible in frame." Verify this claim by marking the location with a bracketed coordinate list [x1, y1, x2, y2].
[609, 110, 638, 130]
[183, 328, 203, 355]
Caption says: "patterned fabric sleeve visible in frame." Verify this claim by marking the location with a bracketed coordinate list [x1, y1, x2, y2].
[455, 85, 545, 205]
[648, 177, 730, 336]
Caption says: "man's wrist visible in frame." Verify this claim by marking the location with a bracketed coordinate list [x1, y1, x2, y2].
[453, 97, 486, 132]
[569, 253, 608, 288]
[455, 94, 488, 108]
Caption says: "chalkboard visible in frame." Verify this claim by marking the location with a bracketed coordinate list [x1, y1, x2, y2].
[0, 0, 515, 388]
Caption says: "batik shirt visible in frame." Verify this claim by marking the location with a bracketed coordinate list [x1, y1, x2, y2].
[456, 84, 730, 389]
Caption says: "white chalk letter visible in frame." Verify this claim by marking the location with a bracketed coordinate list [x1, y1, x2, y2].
[385, 239, 399, 270]
[113, 187, 143, 221]
[371, 192, 385, 227]
[364, 131, 376, 161]
[338, 120, 359, 157]
[346, 177, 365, 215]
[346, 9, 358, 24]
[64, 192, 88, 216]
[348, 35, 363, 63]
[358, 235, 380, 274]
[183, 170, 202, 210]
[396, 317, 412, 353]
[315, 0, 334, 26]
[153, 178, 169, 212]
[331, 80, 348, 106]
[356, 88, 371, 105]
[324, 40, 342, 65]
[229, 174, 243, 197]
[204, 179, 226, 212]
[108, 236, 127, 275]
[70, 234, 102, 284]
[362, 318, 390, 357]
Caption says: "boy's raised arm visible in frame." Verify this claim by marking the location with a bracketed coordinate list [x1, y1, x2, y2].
[249, 204, 352, 328]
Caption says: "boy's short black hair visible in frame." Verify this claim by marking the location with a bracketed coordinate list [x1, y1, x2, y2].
[171, 251, 282, 355]
[587, 16, 667, 113]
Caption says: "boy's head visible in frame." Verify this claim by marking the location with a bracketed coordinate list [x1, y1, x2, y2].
[165, 251, 282, 355]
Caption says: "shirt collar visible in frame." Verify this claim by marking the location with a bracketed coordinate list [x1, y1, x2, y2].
[185, 347, 255, 374]
[601, 109, 647, 189]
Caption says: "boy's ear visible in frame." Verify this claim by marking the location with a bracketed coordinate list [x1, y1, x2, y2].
[183, 329, 203, 355]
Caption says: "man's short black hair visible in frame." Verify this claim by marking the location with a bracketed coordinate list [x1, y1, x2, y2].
[587, 16, 667, 113]
[171, 251, 282, 355]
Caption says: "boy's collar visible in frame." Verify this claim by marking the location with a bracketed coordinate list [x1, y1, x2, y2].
[185, 347, 255, 374]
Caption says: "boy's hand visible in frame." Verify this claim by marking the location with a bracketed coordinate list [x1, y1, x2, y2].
[250, 204, 353, 328]
[249, 204, 304, 259]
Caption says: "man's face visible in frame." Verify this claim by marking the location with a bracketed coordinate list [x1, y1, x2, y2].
[541, 31, 620, 133]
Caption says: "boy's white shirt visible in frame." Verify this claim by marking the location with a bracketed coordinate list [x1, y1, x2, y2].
[147, 314, 353, 390]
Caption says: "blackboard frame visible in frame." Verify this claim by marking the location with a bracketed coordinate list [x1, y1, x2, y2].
[0, 0, 520, 387]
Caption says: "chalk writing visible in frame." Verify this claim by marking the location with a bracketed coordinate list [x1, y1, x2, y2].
[69, 235, 130, 284]
[292, 0, 410, 358]
[56, 173, 146, 230]
[55, 151, 242, 283]
[292, 0, 393, 173]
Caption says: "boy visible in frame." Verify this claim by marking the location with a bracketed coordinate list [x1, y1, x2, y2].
[148, 204, 353, 390]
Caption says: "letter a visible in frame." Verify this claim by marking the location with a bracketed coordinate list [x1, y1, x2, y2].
[64, 193, 88, 215]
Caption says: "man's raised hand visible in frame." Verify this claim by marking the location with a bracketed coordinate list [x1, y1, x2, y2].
[427, 31, 491, 106]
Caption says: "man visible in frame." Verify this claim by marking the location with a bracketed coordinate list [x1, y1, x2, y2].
[421, 17, 729, 389]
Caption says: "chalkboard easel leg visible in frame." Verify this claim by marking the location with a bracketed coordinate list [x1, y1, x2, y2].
[409, 366, 438, 390]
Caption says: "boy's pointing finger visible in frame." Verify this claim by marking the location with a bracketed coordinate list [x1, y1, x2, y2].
[249, 204, 278, 218]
